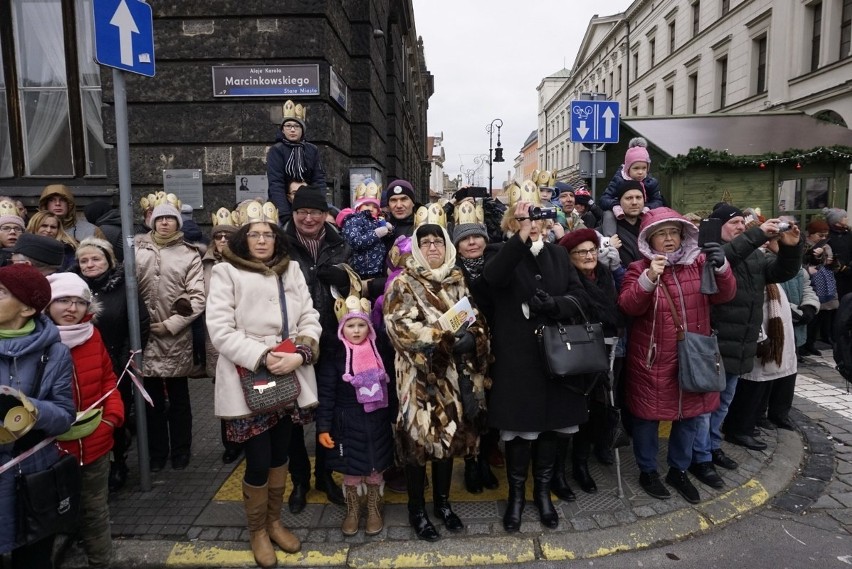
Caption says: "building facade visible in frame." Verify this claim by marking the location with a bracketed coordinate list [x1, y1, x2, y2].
[513, 129, 539, 183]
[0, 0, 433, 215]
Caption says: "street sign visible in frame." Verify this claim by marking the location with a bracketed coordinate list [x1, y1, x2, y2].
[92, 0, 155, 77]
[570, 100, 619, 144]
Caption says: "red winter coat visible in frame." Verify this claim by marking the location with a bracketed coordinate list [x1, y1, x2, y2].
[58, 326, 124, 465]
[618, 208, 737, 421]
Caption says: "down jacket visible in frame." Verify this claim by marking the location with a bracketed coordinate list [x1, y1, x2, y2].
[267, 134, 327, 223]
[618, 208, 737, 421]
[207, 249, 321, 418]
[134, 232, 205, 378]
[57, 325, 124, 465]
[0, 315, 75, 553]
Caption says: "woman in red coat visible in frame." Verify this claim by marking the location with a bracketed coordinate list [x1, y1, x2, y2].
[617, 208, 735, 504]
[47, 272, 124, 569]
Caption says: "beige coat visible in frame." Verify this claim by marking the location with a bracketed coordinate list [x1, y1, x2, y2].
[207, 250, 321, 419]
[135, 232, 206, 377]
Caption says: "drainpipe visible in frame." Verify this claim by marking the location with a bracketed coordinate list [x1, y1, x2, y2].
[625, 18, 631, 115]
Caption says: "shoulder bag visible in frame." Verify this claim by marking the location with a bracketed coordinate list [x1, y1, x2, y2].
[15, 349, 82, 547]
[237, 277, 301, 413]
[536, 296, 609, 387]
[659, 282, 726, 393]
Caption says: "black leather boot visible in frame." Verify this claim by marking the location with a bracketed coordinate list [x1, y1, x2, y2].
[572, 459, 597, 493]
[432, 459, 463, 532]
[532, 435, 559, 529]
[405, 464, 440, 541]
[550, 436, 576, 502]
[502, 437, 531, 533]
[315, 446, 345, 505]
[479, 454, 499, 490]
[464, 456, 483, 494]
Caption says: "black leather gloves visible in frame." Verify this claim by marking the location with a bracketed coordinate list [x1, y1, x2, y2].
[793, 305, 817, 325]
[316, 265, 350, 289]
[452, 331, 476, 354]
[528, 289, 560, 318]
[702, 242, 726, 268]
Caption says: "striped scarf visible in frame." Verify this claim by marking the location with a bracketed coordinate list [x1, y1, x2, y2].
[756, 283, 785, 366]
[295, 226, 326, 261]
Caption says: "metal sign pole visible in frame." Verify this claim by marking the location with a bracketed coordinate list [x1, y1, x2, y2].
[590, 147, 597, 201]
[113, 68, 151, 492]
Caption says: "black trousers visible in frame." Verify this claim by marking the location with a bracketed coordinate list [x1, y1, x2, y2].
[144, 376, 192, 460]
[759, 373, 797, 422]
[288, 422, 330, 485]
[726, 378, 771, 436]
[112, 375, 134, 462]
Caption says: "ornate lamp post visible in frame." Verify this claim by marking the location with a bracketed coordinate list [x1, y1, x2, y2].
[487, 118, 505, 197]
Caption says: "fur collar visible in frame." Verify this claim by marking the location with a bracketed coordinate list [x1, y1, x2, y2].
[221, 247, 290, 276]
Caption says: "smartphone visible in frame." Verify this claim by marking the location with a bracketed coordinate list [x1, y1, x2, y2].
[698, 218, 723, 247]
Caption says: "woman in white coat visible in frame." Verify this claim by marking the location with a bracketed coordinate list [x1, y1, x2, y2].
[206, 202, 321, 569]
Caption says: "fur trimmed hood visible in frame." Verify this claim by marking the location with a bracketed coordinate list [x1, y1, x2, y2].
[221, 246, 290, 276]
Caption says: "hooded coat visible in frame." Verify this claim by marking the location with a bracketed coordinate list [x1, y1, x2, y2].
[207, 248, 321, 418]
[39, 184, 96, 241]
[383, 226, 490, 465]
[267, 130, 326, 223]
[0, 315, 75, 553]
[134, 232, 205, 377]
[618, 208, 737, 421]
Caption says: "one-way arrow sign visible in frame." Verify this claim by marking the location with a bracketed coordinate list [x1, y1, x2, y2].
[570, 100, 620, 144]
[93, 0, 155, 77]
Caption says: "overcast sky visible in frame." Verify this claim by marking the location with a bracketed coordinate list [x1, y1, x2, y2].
[411, 0, 630, 187]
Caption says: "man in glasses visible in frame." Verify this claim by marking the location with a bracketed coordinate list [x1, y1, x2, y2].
[266, 100, 327, 224]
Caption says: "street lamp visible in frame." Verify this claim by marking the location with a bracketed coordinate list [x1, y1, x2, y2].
[487, 118, 504, 197]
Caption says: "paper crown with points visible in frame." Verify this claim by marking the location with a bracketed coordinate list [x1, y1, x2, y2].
[454, 198, 484, 225]
[0, 200, 19, 218]
[140, 191, 181, 212]
[414, 202, 447, 229]
[532, 169, 555, 189]
[233, 199, 278, 226]
[506, 180, 542, 208]
[281, 100, 306, 125]
[354, 179, 382, 202]
[329, 264, 371, 321]
[0, 385, 38, 445]
[211, 207, 238, 228]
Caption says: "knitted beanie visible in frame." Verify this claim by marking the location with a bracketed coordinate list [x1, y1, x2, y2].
[12, 233, 65, 266]
[291, 186, 329, 212]
[452, 223, 488, 246]
[623, 145, 651, 172]
[385, 179, 416, 203]
[708, 203, 744, 222]
[806, 218, 829, 234]
[615, 179, 646, 202]
[336, 208, 355, 228]
[76, 237, 117, 269]
[0, 264, 51, 313]
[150, 204, 183, 229]
[47, 272, 93, 304]
[0, 214, 24, 230]
[824, 208, 848, 227]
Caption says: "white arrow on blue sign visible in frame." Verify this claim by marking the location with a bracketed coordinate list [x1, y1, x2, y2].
[570, 100, 620, 144]
[92, 0, 155, 77]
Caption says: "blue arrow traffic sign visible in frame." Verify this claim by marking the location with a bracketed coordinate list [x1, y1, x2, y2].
[92, 0, 155, 77]
[570, 100, 620, 144]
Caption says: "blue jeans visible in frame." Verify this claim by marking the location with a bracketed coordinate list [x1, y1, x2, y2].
[692, 372, 739, 463]
[632, 416, 701, 473]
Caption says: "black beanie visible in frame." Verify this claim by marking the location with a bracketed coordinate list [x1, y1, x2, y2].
[84, 201, 113, 225]
[12, 233, 65, 266]
[291, 186, 329, 212]
[708, 203, 744, 221]
[616, 179, 646, 202]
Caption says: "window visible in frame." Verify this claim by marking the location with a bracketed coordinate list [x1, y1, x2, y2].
[617, 65, 622, 90]
[754, 36, 767, 94]
[602, 78, 606, 95]
[632, 51, 639, 80]
[716, 56, 728, 108]
[777, 177, 830, 221]
[842, 0, 852, 59]
[608, 72, 614, 96]
[649, 38, 656, 67]
[666, 86, 674, 114]
[811, 2, 822, 72]
[647, 97, 655, 115]
[631, 105, 638, 116]
[669, 21, 676, 54]
[688, 72, 698, 113]
[693, 1, 701, 36]
[0, 0, 107, 178]
[721, 0, 730, 16]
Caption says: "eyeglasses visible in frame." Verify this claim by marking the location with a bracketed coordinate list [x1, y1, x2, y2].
[53, 297, 90, 309]
[0, 225, 22, 233]
[571, 247, 597, 257]
[213, 233, 229, 241]
[651, 228, 681, 239]
[419, 239, 445, 249]
[247, 232, 275, 241]
[282, 124, 303, 130]
[294, 210, 324, 219]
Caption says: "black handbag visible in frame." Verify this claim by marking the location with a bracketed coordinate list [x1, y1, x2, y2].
[660, 283, 726, 393]
[237, 277, 301, 413]
[13, 349, 82, 547]
[536, 296, 609, 382]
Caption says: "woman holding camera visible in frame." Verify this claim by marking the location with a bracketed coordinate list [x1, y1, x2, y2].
[483, 182, 592, 532]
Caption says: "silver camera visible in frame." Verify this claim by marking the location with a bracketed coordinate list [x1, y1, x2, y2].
[777, 221, 792, 232]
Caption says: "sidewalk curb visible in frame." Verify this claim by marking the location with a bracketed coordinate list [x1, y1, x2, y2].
[97, 427, 804, 568]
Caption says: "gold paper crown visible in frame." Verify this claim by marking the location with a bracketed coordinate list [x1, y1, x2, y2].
[533, 170, 555, 188]
[413, 203, 447, 229]
[454, 199, 484, 225]
[233, 199, 278, 226]
[0, 200, 19, 218]
[330, 265, 371, 321]
[211, 207, 238, 228]
[354, 179, 382, 202]
[140, 191, 181, 212]
[507, 180, 542, 208]
[282, 100, 306, 124]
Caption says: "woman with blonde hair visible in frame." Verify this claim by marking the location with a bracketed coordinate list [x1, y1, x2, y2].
[27, 210, 78, 270]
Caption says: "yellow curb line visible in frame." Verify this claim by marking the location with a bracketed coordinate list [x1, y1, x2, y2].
[166, 542, 348, 567]
[346, 536, 537, 568]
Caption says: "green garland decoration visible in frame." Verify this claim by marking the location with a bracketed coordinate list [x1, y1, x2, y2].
[660, 145, 852, 174]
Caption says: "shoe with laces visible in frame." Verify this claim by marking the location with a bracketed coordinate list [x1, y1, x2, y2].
[711, 448, 738, 470]
[639, 471, 671, 500]
[665, 468, 700, 504]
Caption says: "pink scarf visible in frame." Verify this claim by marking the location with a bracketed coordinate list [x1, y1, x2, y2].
[57, 321, 94, 349]
[338, 313, 388, 412]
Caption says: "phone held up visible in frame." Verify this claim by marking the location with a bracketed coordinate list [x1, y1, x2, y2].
[698, 217, 723, 247]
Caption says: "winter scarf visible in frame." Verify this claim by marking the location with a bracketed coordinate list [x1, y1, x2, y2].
[57, 321, 95, 349]
[295, 226, 326, 261]
[151, 230, 185, 248]
[756, 283, 785, 366]
[282, 140, 307, 181]
[338, 314, 388, 413]
[460, 256, 485, 281]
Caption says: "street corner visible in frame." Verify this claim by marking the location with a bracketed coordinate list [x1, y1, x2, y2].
[345, 534, 536, 568]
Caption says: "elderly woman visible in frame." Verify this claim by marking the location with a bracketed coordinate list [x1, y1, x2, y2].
[206, 202, 320, 567]
[135, 200, 205, 473]
[383, 216, 490, 542]
[0, 264, 75, 568]
[557, 228, 625, 494]
[617, 208, 735, 504]
[482, 181, 593, 533]
[75, 237, 150, 492]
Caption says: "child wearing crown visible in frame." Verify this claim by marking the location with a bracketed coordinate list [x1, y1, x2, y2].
[316, 283, 392, 537]
[335, 179, 393, 280]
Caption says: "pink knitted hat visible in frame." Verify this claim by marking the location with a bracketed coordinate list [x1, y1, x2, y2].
[623, 146, 651, 174]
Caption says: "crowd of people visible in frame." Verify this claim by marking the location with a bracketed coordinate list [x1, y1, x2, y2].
[1, 118, 850, 569]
